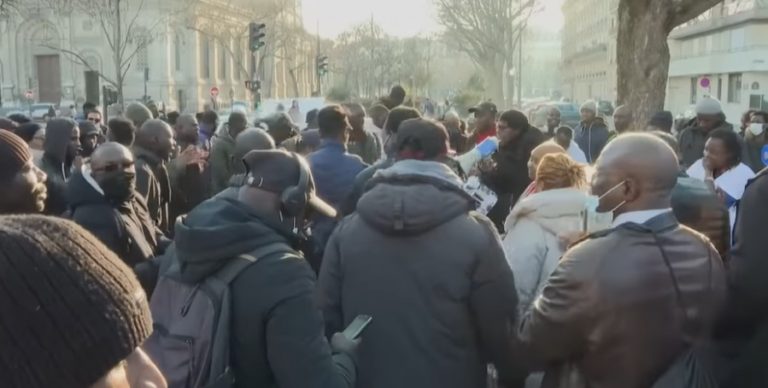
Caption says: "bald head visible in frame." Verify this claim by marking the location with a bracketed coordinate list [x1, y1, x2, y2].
[233, 128, 276, 174]
[175, 114, 199, 146]
[613, 105, 633, 133]
[592, 133, 679, 214]
[136, 119, 175, 160]
[91, 142, 132, 165]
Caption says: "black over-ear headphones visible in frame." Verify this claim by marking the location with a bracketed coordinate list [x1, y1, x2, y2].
[280, 153, 310, 217]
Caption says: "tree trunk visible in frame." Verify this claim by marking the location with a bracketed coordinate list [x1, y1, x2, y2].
[617, 0, 724, 125]
[482, 62, 504, 106]
[616, 0, 672, 125]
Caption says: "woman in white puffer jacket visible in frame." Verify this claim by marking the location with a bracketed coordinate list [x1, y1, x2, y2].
[503, 153, 589, 319]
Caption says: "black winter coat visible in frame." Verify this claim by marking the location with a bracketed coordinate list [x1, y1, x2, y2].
[717, 169, 768, 387]
[39, 119, 77, 216]
[318, 160, 525, 388]
[171, 197, 356, 388]
[481, 127, 544, 232]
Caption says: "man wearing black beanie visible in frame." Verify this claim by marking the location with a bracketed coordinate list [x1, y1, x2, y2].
[0, 131, 47, 214]
[0, 215, 165, 387]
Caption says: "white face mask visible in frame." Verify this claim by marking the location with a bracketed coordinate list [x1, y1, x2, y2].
[582, 180, 626, 233]
[749, 123, 765, 136]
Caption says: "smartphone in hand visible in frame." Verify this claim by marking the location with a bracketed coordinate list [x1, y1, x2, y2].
[342, 315, 372, 341]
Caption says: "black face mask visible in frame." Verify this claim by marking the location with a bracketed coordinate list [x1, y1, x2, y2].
[99, 172, 136, 203]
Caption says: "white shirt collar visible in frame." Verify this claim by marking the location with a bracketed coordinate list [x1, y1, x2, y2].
[612, 208, 672, 227]
[81, 164, 105, 196]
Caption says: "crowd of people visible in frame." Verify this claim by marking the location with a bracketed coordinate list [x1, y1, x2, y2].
[1, 84, 768, 388]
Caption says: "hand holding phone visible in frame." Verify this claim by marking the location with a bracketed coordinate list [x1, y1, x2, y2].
[342, 315, 372, 340]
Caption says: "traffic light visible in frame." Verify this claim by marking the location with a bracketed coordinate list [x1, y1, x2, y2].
[317, 55, 329, 76]
[249, 22, 266, 52]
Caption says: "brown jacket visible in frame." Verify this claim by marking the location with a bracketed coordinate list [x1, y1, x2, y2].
[519, 212, 726, 388]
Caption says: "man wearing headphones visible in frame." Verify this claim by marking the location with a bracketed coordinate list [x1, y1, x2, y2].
[170, 149, 358, 387]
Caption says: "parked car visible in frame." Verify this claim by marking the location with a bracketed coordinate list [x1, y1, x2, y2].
[598, 100, 615, 117]
[30, 103, 59, 121]
[549, 102, 581, 128]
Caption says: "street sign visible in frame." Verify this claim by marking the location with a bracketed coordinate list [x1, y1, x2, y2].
[210, 86, 219, 98]
[25, 90, 33, 100]
[700, 77, 711, 88]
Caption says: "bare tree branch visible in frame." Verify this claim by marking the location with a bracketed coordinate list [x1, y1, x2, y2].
[42, 44, 118, 86]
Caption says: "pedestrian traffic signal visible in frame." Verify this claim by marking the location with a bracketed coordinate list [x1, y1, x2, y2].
[249, 22, 266, 52]
[317, 55, 329, 76]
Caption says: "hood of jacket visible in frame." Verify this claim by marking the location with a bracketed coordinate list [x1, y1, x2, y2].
[44, 118, 76, 162]
[66, 171, 110, 209]
[173, 197, 296, 283]
[504, 188, 589, 236]
[358, 159, 473, 235]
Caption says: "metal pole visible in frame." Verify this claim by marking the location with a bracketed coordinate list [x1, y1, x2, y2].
[517, 30, 523, 106]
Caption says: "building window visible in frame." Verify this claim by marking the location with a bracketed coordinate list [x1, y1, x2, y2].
[690, 77, 698, 104]
[219, 42, 227, 79]
[728, 73, 742, 103]
[201, 35, 210, 79]
[174, 33, 182, 72]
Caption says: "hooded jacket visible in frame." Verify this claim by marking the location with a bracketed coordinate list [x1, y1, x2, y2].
[39, 118, 77, 215]
[502, 188, 589, 318]
[481, 126, 545, 232]
[318, 160, 524, 388]
[133, 146, 171, 233]
[169, 197, 355, 388]
[209, 125, 237, 195]
[574, 117, 609, 164]
[66, 171, 161, 269]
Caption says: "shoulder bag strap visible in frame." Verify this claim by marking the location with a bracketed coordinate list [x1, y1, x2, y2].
[215, 242, 293, 284]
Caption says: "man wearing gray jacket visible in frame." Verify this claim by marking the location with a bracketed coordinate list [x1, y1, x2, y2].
[317, 118, 524, 388]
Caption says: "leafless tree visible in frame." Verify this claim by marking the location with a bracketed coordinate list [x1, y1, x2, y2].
[435, 0, 537, 103]
[616, 0, 723, 123]
[38, 0, 174, 106]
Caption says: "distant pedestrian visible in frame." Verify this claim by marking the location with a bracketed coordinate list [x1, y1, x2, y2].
[342, 106, 421, 215]
[686, 128, 755, 232]
[107, 116, 136, 147]
[647, 110, 674, 133]
[468, 101, 498, 144]
[344, 102, 381, 164]
[678, 98, 742, 168]
[379, 85, 406, 110]
[39, 118, 80, 215]
[742, 110, 768, 172]
[288, 99, 302, 124]
[573, 100, 609, 163]
[0, 131, 47, 215]
[0, 215, 165, 388]
[210, 111, 248, 194]
[480, 109, 545, 232]
[134, 119, 176, 233]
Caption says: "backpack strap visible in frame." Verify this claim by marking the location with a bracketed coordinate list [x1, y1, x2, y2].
[214, 242, 293, 284]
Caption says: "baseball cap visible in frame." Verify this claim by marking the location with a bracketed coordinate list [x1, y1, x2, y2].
[241, 149, 337, 218]
[468, 101, 498, 115]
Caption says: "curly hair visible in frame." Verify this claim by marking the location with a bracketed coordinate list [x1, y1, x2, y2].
[535, 153, 587, 191]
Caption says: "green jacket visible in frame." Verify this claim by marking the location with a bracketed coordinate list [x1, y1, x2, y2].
[209, 126, 237, 195]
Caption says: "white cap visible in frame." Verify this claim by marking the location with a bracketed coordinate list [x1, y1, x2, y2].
[696, 97, 723, 115]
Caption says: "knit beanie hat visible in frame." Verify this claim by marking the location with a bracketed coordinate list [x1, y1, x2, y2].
[580, 100, 597, 113]
[0, 215, 153, 387]
[0, 130, 32, 182]
[696, 98, 722, 115]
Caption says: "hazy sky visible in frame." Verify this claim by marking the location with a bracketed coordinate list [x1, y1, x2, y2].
[302, 0, 564, 39]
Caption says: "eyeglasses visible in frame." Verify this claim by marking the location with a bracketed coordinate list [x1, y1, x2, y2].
[92, 161, 134, 173]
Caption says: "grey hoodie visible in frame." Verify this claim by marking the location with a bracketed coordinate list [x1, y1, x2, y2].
[318, 159, 525, 388]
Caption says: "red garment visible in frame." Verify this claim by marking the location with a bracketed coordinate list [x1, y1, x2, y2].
[475, 126, 497, 144]
[520, 181, 538, 201]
